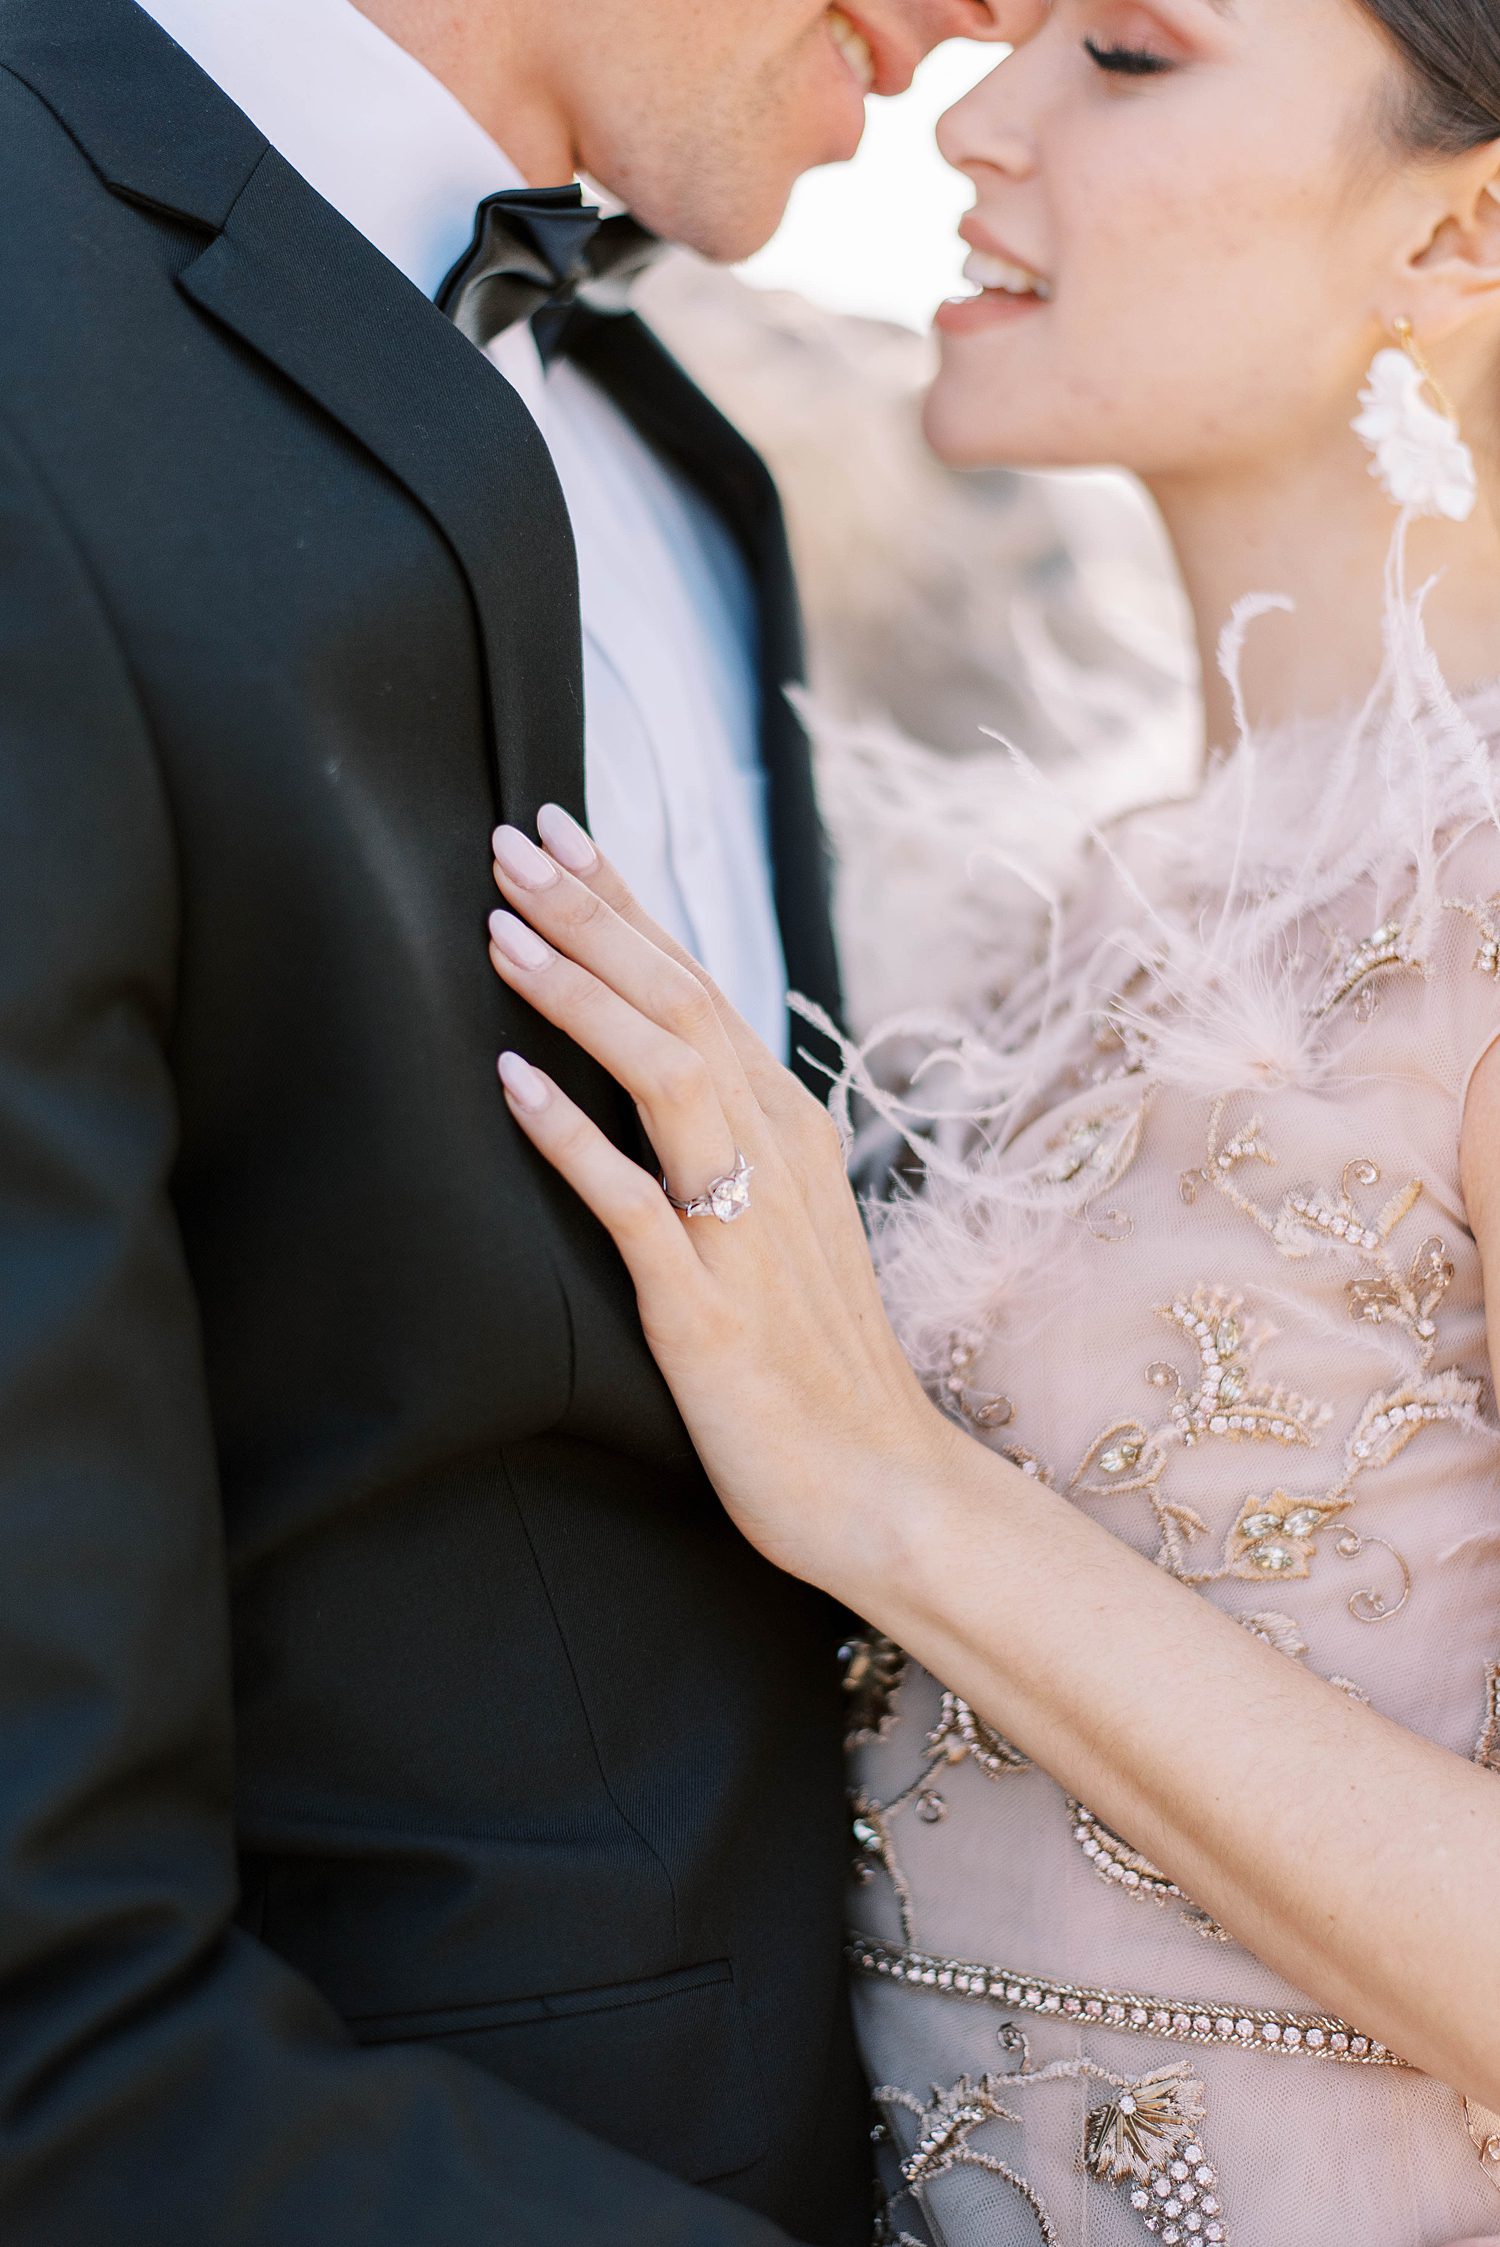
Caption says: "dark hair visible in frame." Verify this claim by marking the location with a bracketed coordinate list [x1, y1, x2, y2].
[1360, 0, 1500, 155]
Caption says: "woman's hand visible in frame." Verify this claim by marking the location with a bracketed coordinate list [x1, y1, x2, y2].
[487, 807, 964, 1598]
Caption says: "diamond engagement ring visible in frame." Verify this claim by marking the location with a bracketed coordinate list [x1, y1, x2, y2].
[662, 1151, 754, 1225]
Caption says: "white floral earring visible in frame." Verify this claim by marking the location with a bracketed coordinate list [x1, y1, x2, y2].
[1353, 317, 1478, 523]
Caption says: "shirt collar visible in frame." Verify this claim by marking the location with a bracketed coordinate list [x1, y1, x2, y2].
[131, 0, 527, 298]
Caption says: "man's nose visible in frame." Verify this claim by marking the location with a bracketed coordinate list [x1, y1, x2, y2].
[960, 0, 1046, 39]
[907, 0, 1040, 54]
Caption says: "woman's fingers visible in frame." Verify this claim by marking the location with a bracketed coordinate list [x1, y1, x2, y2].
[528, 807, 805, 1119]
[491, 823, 760, 1127]
[493, 813, 856, 1243]
[488, 909, 744, 1209]
[497, 1053, 702, 1304]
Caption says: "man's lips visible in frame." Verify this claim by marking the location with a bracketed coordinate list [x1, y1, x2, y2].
[826, 5, 921, 98]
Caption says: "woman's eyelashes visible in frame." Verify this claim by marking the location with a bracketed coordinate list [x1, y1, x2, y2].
[1080, 3, 1193, 76]
[1083, 34, 1176, 74]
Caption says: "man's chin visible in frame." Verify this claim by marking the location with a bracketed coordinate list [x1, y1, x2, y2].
[643, 184, 802, 269]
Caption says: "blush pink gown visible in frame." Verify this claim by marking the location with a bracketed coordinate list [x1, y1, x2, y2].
[844, 648, 1500, 2247]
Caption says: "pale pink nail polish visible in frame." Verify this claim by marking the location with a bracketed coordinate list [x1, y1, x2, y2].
[492, 825, 559, 890]
[489, 910, 552, 971]
[537, 803, 599, 874]
[498, 1052, 550, 1112]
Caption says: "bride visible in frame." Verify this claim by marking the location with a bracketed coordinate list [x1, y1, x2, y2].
[480, 0, 1500, 2238]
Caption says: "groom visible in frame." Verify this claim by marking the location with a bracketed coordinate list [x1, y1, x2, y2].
[0, 0, 1006, 2239]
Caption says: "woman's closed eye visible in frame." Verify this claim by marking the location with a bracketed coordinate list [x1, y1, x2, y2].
[1083, 4, 1193, 77]
[1084, 35, 1175, 73]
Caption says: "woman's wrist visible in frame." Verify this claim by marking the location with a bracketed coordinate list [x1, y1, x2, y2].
[831, 1402, 1012, 1644]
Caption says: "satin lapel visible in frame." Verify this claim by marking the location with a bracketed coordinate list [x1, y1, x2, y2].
[0, 0, 588, 832]
[564, 310, 846, 1079]
[180, 155, 586, 831]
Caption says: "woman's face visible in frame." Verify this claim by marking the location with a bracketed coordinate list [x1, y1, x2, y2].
[925, 0, 1427, 478]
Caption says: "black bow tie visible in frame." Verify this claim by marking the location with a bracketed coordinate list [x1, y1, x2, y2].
[436, 185, 662, 364]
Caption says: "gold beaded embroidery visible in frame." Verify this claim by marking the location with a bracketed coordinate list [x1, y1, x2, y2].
[1153, 1287, 1331, 1451]
[941, 1333, 1015, 1434]
[874, 2053, 1231, 2247]
[1086, 2067, 1231, 2244]
[848, 1936, 1405, 2067]
[1476, 1663, 1500, 1774]
[930, 1691, 1031, 1778]
[1194, 1104, 1453, 1368]
[876, 2072, 1060, 2242]
[1311, 917, 1425, 1021]
[1444, 893, 1500, 979]
[1066, 1801, 1228, 1943]
[843, 1635, 909, 1750]
[851, 1793, 916, 1943]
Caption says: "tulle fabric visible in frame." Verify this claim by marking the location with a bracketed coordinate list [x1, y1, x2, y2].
[835, 534, 1500, 2245]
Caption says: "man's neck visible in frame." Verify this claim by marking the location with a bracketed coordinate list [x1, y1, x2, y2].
[349, 0, 575, 183]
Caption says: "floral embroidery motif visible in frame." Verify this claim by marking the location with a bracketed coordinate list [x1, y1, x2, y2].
[873, 2074, 1060, 2244]
[1067, 1801, 1228, 1943]
[941, 1332, 1015, 1434]
[1238, 1611, 1370, 1700]
[1043, 1104, 1146, 1194]
[1179, 1367, 1482, 1595]
[1225, 1491, 1346, 1580]
[930, 1691, 1031, 1778]
[1476, 1664, 1500, 1773]
[1445, 893, 1500, 978]
[851, 1793, 916, 1941]
[1086, 2068, 1230, 2243]
[1335, 1528, 1416, 1625]
[1465, 2097, 1500, 2188]
[1239, 1610, 1309, 1659]
[1152, 1289, 1331, 1451]
[1311, 917, 1425, 1021]
[843, 1635, 909, 1748]
[1345, 1237, 1455, 1362]
[874, 2053, 1231, 2247]
[1197, 1106, 1454, 1367]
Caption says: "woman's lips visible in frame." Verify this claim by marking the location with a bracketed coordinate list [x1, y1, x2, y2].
[937, 234, 1055, 335]
[934, 288, 1048, 337]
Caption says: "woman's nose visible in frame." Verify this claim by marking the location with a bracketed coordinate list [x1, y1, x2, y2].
[936, 67, 1038, 181]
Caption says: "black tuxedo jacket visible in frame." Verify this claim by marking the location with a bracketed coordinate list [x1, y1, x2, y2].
[0, 3, 868, 2241]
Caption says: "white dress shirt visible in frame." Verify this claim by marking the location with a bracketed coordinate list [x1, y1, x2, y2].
[133, 0, 791, 1055]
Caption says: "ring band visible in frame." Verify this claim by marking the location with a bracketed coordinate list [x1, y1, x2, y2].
[662, 1150, 754, 1225]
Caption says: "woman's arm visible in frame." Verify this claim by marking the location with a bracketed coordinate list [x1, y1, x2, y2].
[487, 812, 1500, 2113]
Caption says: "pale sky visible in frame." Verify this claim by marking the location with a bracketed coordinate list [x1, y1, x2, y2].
[739, 41, 1000, 332]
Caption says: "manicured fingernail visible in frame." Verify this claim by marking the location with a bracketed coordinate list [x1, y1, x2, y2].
[537, 803, 599, 874]
[492, 825, 560, 890]
[489, 910, 552, 971]
[498, 1051, 550, 1111]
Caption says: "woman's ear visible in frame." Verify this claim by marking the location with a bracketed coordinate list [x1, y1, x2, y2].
[1398, 146, 1500, 340]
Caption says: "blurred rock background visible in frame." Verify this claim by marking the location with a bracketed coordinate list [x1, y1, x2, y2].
[637, 253, 1202, 1032]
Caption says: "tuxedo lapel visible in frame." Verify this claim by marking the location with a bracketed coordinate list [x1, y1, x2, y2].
[1, 0, 588, 837]
[564, 309, 847, 1071]
[179, 157, 588, 832]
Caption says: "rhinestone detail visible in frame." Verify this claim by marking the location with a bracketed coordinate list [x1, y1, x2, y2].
[848, 1936, 1404, 2066]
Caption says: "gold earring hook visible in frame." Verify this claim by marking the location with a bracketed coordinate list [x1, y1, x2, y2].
[1394, 316, 1459, 426]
